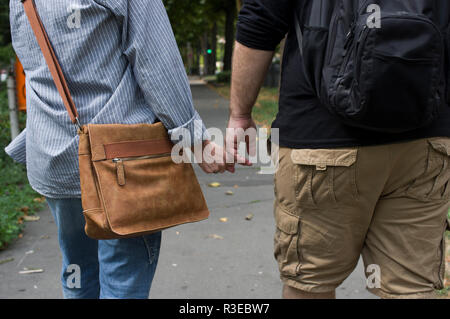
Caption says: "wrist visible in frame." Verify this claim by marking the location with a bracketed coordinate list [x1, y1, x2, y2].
[229, 111, 252, 120]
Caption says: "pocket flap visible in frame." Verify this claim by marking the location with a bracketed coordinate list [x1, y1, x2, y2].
[429, 138, 450, 157]
[275, 205, 299, 235]
[291, 149, 358, 170]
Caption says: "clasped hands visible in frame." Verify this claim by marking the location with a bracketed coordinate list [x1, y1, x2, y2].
[197, 115, 257, 174]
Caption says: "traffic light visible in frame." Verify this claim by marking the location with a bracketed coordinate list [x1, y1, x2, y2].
[207, 49, 212, 55]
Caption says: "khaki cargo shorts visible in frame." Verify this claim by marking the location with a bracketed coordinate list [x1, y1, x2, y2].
[273, 137, 450, 298]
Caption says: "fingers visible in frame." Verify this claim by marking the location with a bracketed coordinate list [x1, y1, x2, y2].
[225, 126, 257, 167]
[226, 143, 253, 167]
[196, 136, 255, 174]
[197, 145, 232, 174]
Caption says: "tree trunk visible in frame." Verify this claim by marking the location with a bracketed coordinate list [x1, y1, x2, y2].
[201, 32, 209, 75]
[223, 1, 236, 71]
[192, 42, 201, 75]
[186, 42, 193, 75]
[208, 22, 217, 75]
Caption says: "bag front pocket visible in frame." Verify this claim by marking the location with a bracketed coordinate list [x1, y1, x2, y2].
[93, 154, 207, 235]
[291, 148, 359, 209]
[355, 14, 443, 132]
[361, 52, 437, 131]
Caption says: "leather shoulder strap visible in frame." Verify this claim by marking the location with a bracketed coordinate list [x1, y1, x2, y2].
[21, 0, 80, 126]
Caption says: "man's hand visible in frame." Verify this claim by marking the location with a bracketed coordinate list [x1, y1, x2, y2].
[226, 42, 274, 167]
[226, 114, 256, 169]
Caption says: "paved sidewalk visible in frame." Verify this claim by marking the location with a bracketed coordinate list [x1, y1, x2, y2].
[0, 83, 376, 299]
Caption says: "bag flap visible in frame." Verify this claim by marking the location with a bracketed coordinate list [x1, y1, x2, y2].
[87, 122, 171, 161]
[291, 149, 357, 170]
[93, 158, 210, 236]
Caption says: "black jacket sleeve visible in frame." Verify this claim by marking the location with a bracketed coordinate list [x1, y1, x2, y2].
[236, 0, 296, 51]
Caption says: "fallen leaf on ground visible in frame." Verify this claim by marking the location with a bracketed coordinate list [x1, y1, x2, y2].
[25, 250, 34, 255]
[33, 197, 45, 203]
[245, 213, 254, 221]
[233, 185, 239, 189]
[207, 234, 224, 240]
[0, 257, 14, 265]
[208, 182, 221, 188]
[24, 216, 40, 222]
[40, 235, 50, 239]
[225, 191, 234, 196]
[219, 217, 228, 223]
[20, 206, 30, 214]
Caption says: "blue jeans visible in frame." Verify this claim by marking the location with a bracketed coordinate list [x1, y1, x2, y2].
[46, 198, 161, 299]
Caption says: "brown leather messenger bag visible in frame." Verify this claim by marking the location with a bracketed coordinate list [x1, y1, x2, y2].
[21, 0, 210, 239]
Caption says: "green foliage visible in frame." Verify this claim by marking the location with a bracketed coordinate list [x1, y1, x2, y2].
[0, 82, 44, 250]
[252, 99, 278, 128]
[163, 0, 223, 47]
[0, 0, 13, 67]
[0, 0, 11, 46]
[0, 43, 14, 67]
[163, 0, 237, 73]
[216, 71, 231, 83]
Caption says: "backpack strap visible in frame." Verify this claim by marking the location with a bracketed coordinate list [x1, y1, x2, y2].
[21, 0, 81, 128]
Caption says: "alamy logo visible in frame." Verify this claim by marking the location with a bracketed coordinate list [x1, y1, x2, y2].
[366, 264, 381, 289]
[67, 5, 81, 29]
[366, 4, 381, 29]
[66, 264, 81, 289]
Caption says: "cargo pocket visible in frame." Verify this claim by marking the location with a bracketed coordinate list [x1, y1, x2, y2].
[274, 205, 301, 278]
[435, 219, 448, 289]
[406, 138, 450, 201]
[291, 148, 359, 209]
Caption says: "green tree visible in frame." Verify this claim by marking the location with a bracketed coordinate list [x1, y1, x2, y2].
[0, 0, 11, 46]
[0, 0, 13, 67]
[163, 0, 238, 74]
[222, 0, 237, 71]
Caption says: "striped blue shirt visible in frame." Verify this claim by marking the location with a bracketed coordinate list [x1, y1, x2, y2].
[6, 0, 207, 198]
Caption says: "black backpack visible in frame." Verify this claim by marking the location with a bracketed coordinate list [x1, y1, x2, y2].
[296, 0, 450, 133]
